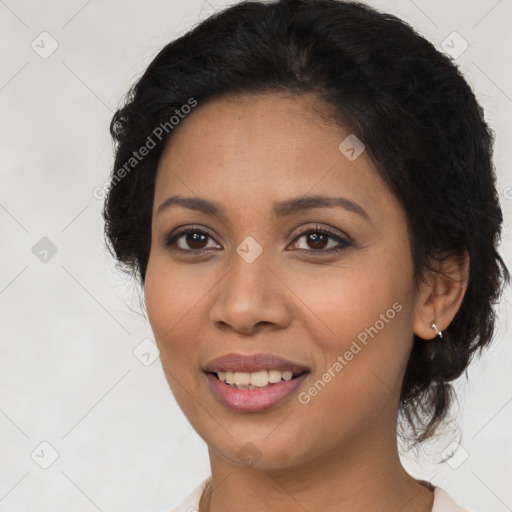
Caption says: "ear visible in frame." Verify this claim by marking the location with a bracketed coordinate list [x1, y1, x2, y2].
[413, 250, 470, 340]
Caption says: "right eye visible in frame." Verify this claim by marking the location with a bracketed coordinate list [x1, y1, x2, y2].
[164, 226, 221, 253]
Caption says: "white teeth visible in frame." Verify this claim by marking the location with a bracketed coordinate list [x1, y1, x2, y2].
[215, 370, 300, 388]
[268, 370, 282, 383]
[250, 370, 269, 387]
[236, 372, 251, 386]
[281, 371, 293, 381]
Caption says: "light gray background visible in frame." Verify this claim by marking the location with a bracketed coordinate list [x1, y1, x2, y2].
[1, 1, 511, 511]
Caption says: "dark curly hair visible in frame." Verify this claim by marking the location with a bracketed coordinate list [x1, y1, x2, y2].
[103, 0, 509, 447]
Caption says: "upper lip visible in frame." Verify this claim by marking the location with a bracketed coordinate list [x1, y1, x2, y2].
[203, 353, 310, 374]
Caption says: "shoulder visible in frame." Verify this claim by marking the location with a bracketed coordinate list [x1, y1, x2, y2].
[169, 477, 211, 512]
[432, 486, 474, 512]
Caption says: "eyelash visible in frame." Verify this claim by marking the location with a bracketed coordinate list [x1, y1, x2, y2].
[163, 224, 352, 255]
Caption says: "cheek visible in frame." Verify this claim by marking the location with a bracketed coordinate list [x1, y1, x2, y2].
[287, 250, 414, 415]
[144, 250, 213, 337]
[143, 254, 206, 372]
[288, 248, 412, 349]
[144, 257, 211, 422]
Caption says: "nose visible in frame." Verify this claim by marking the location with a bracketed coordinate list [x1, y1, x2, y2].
[209, 246, 292, 335]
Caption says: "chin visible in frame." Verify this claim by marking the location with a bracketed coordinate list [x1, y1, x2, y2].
[206, 430, 314, 472]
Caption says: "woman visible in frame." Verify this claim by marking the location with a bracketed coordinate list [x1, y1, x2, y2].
[103, 1, 509, 510]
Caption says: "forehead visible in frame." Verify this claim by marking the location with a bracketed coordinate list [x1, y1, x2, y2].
[153, 92, 394, 221]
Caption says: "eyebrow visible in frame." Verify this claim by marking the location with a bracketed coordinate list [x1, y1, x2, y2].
[156, 194, 370, 220]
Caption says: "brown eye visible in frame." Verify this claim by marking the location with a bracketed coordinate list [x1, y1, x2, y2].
[164, 227, 220, 252]
[182, 232, 208, 250]
[304, 232, 329, 250]
[290, 225, 352, 253]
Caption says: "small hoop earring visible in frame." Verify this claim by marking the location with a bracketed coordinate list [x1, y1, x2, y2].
[431, 323, 443, 339]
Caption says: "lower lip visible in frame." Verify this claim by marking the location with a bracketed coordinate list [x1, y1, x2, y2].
[205, 372, 309, 413]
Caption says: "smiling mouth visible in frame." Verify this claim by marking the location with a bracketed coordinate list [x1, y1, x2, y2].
[207, 369, 308, 389]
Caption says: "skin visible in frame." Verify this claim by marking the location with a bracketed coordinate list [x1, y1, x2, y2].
[144, 92, 468, 512]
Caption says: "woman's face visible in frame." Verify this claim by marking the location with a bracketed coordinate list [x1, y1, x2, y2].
[144, 92, 422, 470]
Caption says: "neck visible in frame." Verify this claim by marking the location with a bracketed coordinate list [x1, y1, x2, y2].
[199, 424, 434, 512]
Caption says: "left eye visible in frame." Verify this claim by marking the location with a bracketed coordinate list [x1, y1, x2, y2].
[289, 227, 351, 253]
